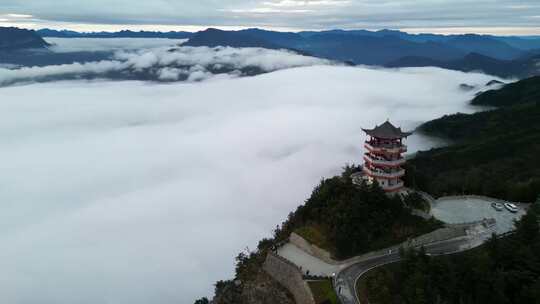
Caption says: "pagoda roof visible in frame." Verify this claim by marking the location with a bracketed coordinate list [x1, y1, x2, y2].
[362, 120, 412, 139]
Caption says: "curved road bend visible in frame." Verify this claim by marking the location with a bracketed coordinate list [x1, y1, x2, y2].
[335, 236, 482, 304]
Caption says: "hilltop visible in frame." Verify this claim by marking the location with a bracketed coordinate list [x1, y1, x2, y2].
[0, 27, 49, 51]
[471, 76, 540, 107]
[195, 171, 440, 304]
[182, 28, 283, 49]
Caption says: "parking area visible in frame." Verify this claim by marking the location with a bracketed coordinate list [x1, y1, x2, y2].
[431, 197, 527, 234]
[277, 243, 341, 276]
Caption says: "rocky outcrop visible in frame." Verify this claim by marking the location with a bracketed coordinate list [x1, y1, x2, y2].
[263, 253, 316, 304]
[212, 270, 295, 304]
[241, 271, 295, 304]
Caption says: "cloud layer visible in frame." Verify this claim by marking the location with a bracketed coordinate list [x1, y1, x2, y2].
[1, 0, 540, 33]
[0, 65, 497, 304]
[0, 41, 332, 86]
[46, 37, 189, 53]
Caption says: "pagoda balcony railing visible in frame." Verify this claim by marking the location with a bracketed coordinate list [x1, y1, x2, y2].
[363, 154, 406, 167]
[363, 167, 405, 179]
[365, 142, 407, 153]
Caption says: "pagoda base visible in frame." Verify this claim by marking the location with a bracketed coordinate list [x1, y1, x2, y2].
[351, 171, 406, 194]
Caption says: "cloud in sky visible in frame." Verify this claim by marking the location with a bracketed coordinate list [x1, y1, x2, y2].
[0, 64, 498, 304]
[0, 39, 333, 86]
[1, 0, 540, 34]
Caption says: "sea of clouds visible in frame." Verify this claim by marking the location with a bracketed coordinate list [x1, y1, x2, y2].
[0, 38, 333, 86]
[46, 37, 190, 53]
[0, 63, 498, 303]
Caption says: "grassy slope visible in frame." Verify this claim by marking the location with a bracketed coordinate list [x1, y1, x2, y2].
[295, 224, 334, 253]
[308, 280, 339, 304]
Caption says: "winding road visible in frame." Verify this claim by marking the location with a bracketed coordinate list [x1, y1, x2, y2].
[334, 235, 489, 304]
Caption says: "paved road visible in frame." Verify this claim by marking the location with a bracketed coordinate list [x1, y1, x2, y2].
[334, 236, 485, 304]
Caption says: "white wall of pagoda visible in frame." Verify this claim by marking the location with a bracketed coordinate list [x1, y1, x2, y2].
[362, 136, 407, 192]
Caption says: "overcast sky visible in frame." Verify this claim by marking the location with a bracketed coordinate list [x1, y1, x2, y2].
[1, 0, 540, 34]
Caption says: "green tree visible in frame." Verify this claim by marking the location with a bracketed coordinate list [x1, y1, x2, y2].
[366, 269, 393, 304]
[515, 207, 539, 242]
[193, 297, 209, 304]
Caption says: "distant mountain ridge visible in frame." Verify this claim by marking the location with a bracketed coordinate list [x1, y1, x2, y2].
[0, 27, 49, 51]
[176, 28, 540, 77]
[6, 26, 540, 78]
[386, 52, 540, 78]
[179, 28, 467, 64]
[445, 34, 524, 60]
[182, 28, 281, 49]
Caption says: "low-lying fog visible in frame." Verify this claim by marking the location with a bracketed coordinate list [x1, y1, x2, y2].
[0, 38, 332, 86]
[0, 63, 496, 304]
[46, 37, 189, 53]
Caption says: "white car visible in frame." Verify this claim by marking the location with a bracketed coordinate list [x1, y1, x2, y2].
[504, 202, 518, 213]
[491, 202, 504, 211]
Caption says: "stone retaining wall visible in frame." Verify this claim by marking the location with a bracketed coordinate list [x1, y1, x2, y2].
[406, 226, 467, 247]
[263, 253, 316, 304]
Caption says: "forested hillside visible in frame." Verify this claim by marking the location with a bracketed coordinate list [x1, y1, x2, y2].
[362, 201, 540, 304]
[197, 169, 440, 304]
[471, 76, 540, 107]
[275, 169, 440, 259]
[405, 76, 540, 202]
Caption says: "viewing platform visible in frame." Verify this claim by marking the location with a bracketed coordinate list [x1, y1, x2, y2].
[363, 153, 406, 167]
[363, 166, 405, 179]
[364, 142, 407, 154]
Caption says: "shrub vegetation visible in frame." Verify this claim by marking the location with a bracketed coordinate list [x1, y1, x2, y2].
[363, 204, 540, 304]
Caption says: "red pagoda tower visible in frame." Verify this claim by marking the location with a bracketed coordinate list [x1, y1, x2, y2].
[361, 120, 412, 192]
